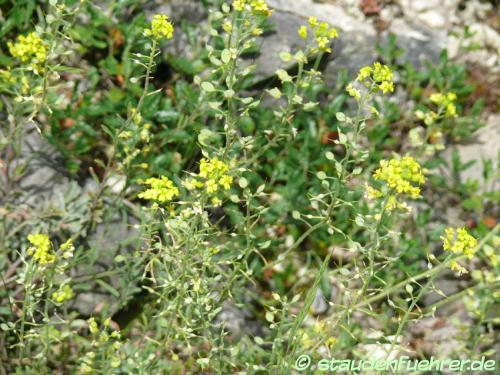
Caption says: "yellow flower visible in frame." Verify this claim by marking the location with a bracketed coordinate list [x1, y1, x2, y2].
[346, 83, 361, 101]
[326, 337, 337, 348]
[181, 158, 234, 203]
[429, 93, 443, 104]
[373, 156, 425, 199]
[233, 0, 246, 11]
[316, 36, 330, 52]
[233, 0, 272, 16]
[299, 18, 338, 53]
[8, 32, 48, 69]
[252, 27, 263, 36]
[313, 22, 338, 53]
[372, 62, 393, 84]
[52, 285, 74, 303]
[308, 16, 318, 28]
[357, 66, 372, 81]
[368, 156, 425, 212]
[144, 14, 174, 41]
[206, 179, 219, 194]
[379, 80, 394, 94]
[27, 234, 55, 265]
[199, 157, 229, 179]
[219, 175, 233, 190]
[441, 227, 477, 259]
[250, 0, 272, 17]
[222, 21, 233, 33]
[138, 176, 179, 203]
[211, 197, 222, 206]
[353, 62, 394, 95]
[197, 157, 234, 196]
[430, 92, 458, 118]
[298, 25, 308, 40]
[446, 103, 457, 117]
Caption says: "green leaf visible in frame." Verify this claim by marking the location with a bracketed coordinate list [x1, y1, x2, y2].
[96, 280, 120, 298]
[221, 49, 231, 64]
[201, 81, 216, 92]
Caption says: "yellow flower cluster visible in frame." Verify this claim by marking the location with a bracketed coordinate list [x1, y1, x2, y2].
[198, 158, 233, 193]
[299, 16, 338, 53]
[232, 0, 272, 17]
[182, 158, 233, 206]
[429, 92, 457, 117]
[138, 176, 179, 203]
[441, 227, 477, 259]
[8, 32, 48, 68]
[144, 14, 174, 41]
[363, 62, 394, 93]
[298, 26, 307, 40]
[52, 284, 74, 303]
[346, 62, 394, 100]
[373, 156, 425, 198]
[27, 234, 55, 265]
[233, 0, 246, 11]
[366, 156, 425, 212]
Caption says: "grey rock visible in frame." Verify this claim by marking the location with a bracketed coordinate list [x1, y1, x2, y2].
[407, 316, 470, 358]
[216, 302, 266, 339]
[311, 289, 329, 315]
[70, 292, 116, 317]
[246, 11, 306, 82]
[89, 210, 140, 255]
[423, 271, 464, 307]
[323, 33, 378, 84]
[3, 126, 141, 316]
[267, 0, 377, 83]
[400, 0, 461, 29]
[385, 19, 447, 69]
[265, 0, 445, 83]
[14, 125, 69, 206]
[149, 0, 208, 24]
